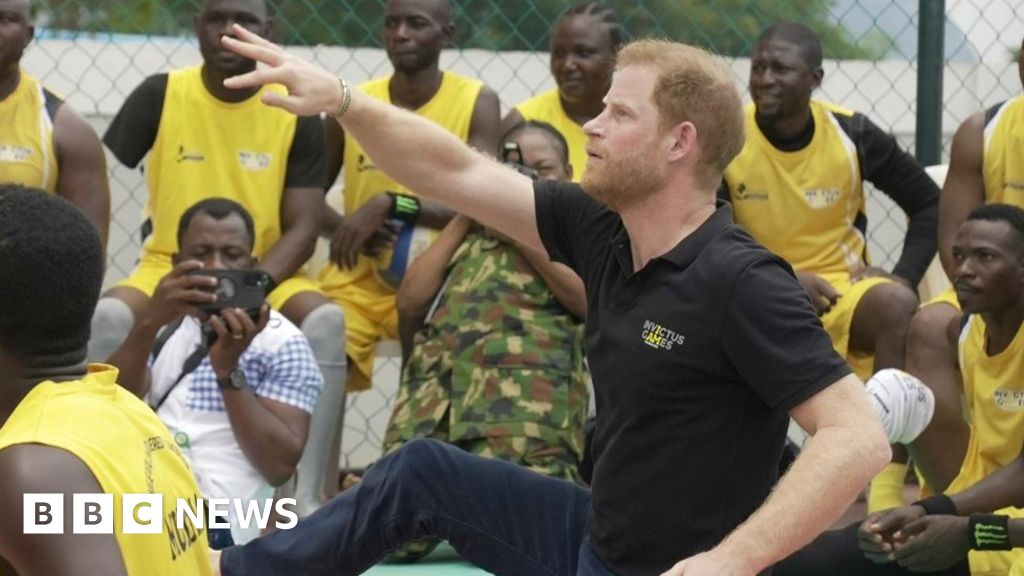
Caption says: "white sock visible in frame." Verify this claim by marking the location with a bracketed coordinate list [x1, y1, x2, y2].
[866, 368, 935, 444]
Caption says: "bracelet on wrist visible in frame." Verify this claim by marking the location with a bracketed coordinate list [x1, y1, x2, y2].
[914, 494, 958, 516]
[968, 513, 1012, 550]
[333, 77, 352, 118]
[386, 192, 421, 224]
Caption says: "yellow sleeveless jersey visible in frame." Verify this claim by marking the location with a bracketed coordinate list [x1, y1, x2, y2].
[982, 95, 1024, 206]
[143, 65, 297, 258]
[947, 315, 1024, 575]
[0, 365, 212, 575]
[0, 70, 58, 192]
[515, 88, 587, 182]
[325, 71, 483, 292]
[724, 101, 867, 281]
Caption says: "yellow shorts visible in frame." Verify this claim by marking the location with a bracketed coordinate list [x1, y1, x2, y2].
[922, 286, 961, 311]
[1009, 551, 1024, 576]
[819, 274, 892, 382]
[318, 259, 398, 392]
[115, 251, 323, 311]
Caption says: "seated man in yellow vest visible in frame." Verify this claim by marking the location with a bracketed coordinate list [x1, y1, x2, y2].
[91, 0, 344, 518]
[0, 0, 109, 246]
[776, 204, 1024, 576]
[902, 37, 1024, 495]
[722, 22, 939, 511]
[318, 0, 500, 496]
[0, 185, 211, 576]
[501, 1, 626, 183]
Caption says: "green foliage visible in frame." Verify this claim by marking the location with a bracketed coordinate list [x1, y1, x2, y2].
[33, 0, 888, 59]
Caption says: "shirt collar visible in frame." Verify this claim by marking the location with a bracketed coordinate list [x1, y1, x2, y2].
[609, 201, 735, 274]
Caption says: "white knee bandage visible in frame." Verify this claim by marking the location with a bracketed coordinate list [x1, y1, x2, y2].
[866, 368, 935, 445]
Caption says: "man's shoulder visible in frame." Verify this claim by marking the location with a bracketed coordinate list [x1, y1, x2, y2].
[813, 99, 857, 119]
[703, 221, 787, 275]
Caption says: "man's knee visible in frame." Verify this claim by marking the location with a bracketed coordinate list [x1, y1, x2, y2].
[300, 303, 346, 366]
[87, 297, 135, 362]
[907, 303, 958, 356]
[859, 282, 919, 334]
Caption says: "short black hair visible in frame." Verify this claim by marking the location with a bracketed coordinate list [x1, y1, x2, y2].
[176, 198, 256, 251]
[966, 203, 1024, 252]
[500, 120, 571, 167]
[0, 185, 103, 365]
[757, 22, 823, 70]
[560, 2, 628, 53]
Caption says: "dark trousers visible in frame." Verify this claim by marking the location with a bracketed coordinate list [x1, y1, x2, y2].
[220, 438, 614, 576]
[773, 522, 971, 576]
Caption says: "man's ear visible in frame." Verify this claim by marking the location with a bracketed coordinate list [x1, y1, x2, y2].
[667, 121, 696, 163]
[811, 66, 824, 90]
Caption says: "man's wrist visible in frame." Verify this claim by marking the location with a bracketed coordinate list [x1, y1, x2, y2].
[914, 494, 958, 515]
[386, 192, 421, 224]
[968, 514, 1012, 550]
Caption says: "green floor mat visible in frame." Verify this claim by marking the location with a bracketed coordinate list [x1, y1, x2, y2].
[363, 543, 493, 575]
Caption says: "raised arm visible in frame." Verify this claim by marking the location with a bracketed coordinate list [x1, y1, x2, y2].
[938, 112, 986, 279]
[0, 445, 128, 576]
[221, 26, 543, 253]
[53, 103, 110, 250]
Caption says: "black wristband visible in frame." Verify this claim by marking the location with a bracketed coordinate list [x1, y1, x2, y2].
[968, 513, 1012, 550]
[914, 495, 958, 515]
[387, 192, 421, 224]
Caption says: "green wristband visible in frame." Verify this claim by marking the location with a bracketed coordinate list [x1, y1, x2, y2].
[968, 514, 1012, 550]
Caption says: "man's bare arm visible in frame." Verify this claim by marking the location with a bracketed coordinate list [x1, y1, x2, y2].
[938, 112, 986, 279]
[0, 445, 128, 576]
[54, 103, 110, 250]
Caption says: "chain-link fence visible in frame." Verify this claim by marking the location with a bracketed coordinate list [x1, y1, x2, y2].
[20, 0, 1024, 469]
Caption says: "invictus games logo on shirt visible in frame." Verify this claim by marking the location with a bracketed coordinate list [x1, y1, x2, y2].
[641, 320, 685, 351]
[0, 144, 33, 163]
[238, 151, 272, 171]
[993, 389, 1024, 411]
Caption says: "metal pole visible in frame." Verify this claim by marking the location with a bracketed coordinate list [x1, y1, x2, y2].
[916, 0, 945, 166]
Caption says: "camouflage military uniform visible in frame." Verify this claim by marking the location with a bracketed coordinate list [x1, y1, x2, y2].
[382, 228, 589, 562]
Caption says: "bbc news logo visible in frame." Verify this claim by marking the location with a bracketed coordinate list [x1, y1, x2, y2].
[23, 494, 298, 534]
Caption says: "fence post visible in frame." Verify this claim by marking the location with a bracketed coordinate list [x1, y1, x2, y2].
[916, 0, 945, 165]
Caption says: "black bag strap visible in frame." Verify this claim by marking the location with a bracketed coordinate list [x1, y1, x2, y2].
[150, 319, 209, 412]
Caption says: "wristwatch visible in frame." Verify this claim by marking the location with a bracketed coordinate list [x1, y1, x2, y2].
[217, 368, 247, 391]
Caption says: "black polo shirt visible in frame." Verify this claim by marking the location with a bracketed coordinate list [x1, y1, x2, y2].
[534, 181, 850, 576]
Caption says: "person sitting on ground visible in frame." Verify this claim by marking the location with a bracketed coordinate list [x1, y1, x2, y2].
[902, 36, 1024, 496]
[108, 198, 323, 547]
[776, 203, 1024, 576]
[501, 1, 625, 182]
[0, 0, 109, 246]
[721, 21, 940, 512]
[0, 185, 211, 576]
[382, 120, 588, 561]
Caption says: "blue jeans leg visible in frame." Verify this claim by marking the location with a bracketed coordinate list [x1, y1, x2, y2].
[220, 438, 593, 576]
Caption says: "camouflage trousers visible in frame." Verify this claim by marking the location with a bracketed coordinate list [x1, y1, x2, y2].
[382, 434, 582, 563]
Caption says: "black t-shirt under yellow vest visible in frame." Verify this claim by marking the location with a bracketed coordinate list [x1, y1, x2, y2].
[534, 181, 850, 576]
[723, 101, 939, 286]
[103, 66, 326, 257]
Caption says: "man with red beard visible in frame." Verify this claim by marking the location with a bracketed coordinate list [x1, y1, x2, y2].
[212, 28, 890, 576]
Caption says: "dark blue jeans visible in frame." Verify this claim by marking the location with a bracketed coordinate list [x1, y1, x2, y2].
[220, 438, 614, 576]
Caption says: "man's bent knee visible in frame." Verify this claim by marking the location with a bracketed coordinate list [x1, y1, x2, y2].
[87, 297, 135, 362]
[300, 303, 346, 366]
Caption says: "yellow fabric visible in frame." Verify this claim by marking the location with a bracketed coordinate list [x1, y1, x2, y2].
[321, 71, 482, 391]
[725, 101, 868, 278]
[816, 273, 889, 381]
[923, 286, 961, 310]
[0, 70, 57, 192]
[115, 251, 319, 311]
[0, 365, 212, 575]
[1010, 554, 1024, 576]
[946, 315, 1024, 575]
[140, 65, 297, 261]
[867, 461, 908, 513]
[515, 88, 587, 182]
[983, 95, 1024, 206]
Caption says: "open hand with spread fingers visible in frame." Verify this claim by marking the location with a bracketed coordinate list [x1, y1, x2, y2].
[221, 24, 344, 117]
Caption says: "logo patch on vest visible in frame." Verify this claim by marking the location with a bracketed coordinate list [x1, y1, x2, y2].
[993, 389, 1024, 411]
[734, 182, 768, 201]
[804, 188, 841, 209]
[0, 144, 34, 163]
[641, 320, 685, 351]
[238, 151, 272, 171]
[176, 145, 204, 163]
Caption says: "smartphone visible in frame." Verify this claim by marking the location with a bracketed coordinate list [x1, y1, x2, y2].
[186, 269, 272, 318]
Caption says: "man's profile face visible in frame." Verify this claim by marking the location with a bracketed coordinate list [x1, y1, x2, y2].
[581, 64, 667, 211]
[382, 0, 451, 74]
[176, 212, 255, 271]
[952, 219, 1024, 314]
[0, 0, 33, 75]
[510, 128, 571, 182]
[195, 0, 270, 78]
[749, 37, 820, 124]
